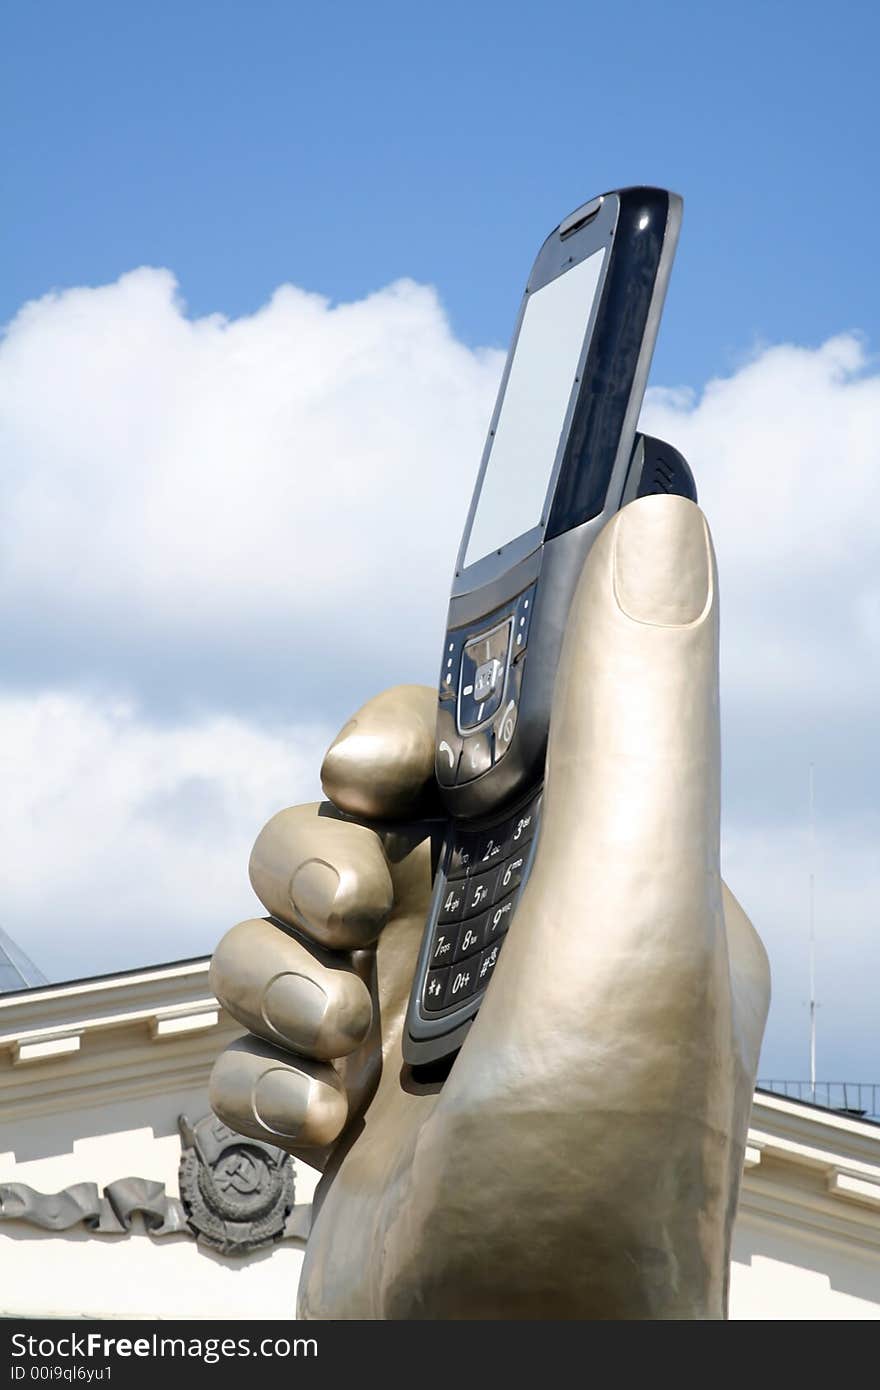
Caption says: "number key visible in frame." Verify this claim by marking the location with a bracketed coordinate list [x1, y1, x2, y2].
[462, 866, 498, 918]
[430, 926, 457, 967]
[497, 850, 527, 897]
[444, 963, 478, 1007]
[474, 827, 510, 867]
[486, 892, 517, 940]
[437, 880, 466, 924]
[510, 807, 537, 848]
[448, 835, 477, 879]
[454, 913, 487, 962]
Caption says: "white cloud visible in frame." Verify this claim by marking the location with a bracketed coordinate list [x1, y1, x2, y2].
[1, 274, 875, 723]
[0, 269, 503, 714]
[1, 270, 877, 1078]
[642, 336, 880, 715]
[0, 690, 331, 979]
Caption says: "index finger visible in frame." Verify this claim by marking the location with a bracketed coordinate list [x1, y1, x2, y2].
[321, 684, 439, 820]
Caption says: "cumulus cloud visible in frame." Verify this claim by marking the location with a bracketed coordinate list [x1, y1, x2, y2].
[0, 690, 331, 979]
[642, 336, 879, 722]
[0, 269, 503, 719]
[0, 269, 877, 1078]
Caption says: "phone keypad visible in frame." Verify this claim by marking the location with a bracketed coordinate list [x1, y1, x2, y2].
[421, 793, 541, 1014]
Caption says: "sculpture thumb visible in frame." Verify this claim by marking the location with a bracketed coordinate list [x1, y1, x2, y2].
[449, 493, 735, 1127]
[379, 497, 755, 1318]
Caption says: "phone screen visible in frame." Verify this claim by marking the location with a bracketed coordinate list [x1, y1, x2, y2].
[462, 246, 607, 569]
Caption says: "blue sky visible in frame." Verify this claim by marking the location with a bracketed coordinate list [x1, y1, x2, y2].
[4, 0, 879, 383]
[1, 1, 877, 1089]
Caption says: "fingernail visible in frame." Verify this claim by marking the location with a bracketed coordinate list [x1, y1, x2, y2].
[613, 496, 711, 626]
[289, 858, 340, 924]
[252, 1067, 311, 1138]
[262, 973, 327, 1049]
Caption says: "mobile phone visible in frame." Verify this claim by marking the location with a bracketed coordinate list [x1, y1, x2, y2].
[403, 187, 696, 1068]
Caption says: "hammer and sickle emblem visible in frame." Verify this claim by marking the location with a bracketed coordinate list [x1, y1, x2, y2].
[214, 1150, 261, 1195]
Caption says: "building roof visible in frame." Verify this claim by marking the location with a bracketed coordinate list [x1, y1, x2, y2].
[0, 926, 48, 994]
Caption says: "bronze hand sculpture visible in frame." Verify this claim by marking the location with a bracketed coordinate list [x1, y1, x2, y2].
[209, 495, 771, 1319]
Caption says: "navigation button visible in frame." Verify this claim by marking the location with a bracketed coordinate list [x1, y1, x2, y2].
[474, 658, 502, 702]
[495, 699, 517, 755]
[456, 731, 493, 784]
[493, 658, 521, 762]
[436, 740, 460, 785]
[459, 619, 511, 730]
[436, 705, 461, 787]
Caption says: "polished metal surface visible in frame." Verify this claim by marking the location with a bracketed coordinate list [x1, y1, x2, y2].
[320, 684, 438, 821]
[209, 495, 771, 1319]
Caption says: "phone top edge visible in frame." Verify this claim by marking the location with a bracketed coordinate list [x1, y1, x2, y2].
[550, 186, 682, 241]
[525, 190, 620, 294]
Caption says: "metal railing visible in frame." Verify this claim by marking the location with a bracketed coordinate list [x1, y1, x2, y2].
[757, 1080, 880, 1122]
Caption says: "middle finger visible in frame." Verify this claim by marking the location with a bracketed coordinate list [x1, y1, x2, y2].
[210, 916, 373, 1061]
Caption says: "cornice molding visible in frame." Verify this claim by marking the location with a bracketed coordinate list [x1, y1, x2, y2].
[742, 1093, 880, 1237]
[0, 959, 216, 1049]
[739, 1176, 880, 1252]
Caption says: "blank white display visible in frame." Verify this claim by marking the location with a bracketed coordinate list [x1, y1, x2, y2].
[463, 247, 606, 569]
